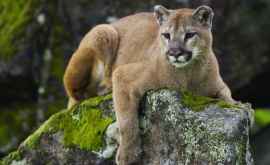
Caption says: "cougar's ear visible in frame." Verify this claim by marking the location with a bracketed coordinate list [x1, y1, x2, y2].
[154, 5, 170, 25]
[192, 5, 214, 28]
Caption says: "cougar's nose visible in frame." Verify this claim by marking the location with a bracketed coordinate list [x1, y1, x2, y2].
[168, 48, 183, 57]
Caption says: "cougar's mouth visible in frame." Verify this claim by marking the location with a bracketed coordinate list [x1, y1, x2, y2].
[167, 53, 193, 68]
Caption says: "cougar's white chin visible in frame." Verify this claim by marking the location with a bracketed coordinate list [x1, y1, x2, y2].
[168, 54, 192, 68]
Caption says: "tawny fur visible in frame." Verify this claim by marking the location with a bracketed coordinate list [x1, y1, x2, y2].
[63, 5, 234, 165]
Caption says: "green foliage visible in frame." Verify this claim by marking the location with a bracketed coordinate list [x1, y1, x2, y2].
[23, 94, 114, 151]
[0, 104, 35, 150]
[0, 123, 10, 148]
[0, 151, 21, 165]
[0, 0, 37, 59]
[181, 91, 240, 112]
[0, 99, 65, 156]
[50, 19, 71, 81]
[255, 109, 270, 127]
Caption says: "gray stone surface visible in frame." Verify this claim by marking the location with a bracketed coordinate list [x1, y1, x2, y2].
[1, 89, 254, 165]
[140, 89, 254, 164]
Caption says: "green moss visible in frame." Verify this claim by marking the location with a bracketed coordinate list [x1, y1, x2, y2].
[1, 151, 21, 165]
[63, 108, 113, 150]
[216, 101, 237, 109]
[22, 111, 64, 148]
[180, 99, 248, 163]
[181, 91, 239, 112]
[23, 94, 114, 151]
[0, 0, 38, 59]
[0, 98, 67, 157]
[254, 109, 270, 127]
[0, 104, 36, 153]
[80, 94, 112, 107]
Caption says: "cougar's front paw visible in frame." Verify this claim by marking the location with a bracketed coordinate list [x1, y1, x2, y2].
[116, 145, 142, 165]
[97, 85, 112, 96]
[226, 97, 238, 105]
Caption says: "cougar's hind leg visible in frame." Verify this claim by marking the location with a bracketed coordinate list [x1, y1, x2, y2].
[67, 97, 78, 109]
[64, 47, 97, 108]
[64, 24, 119, 108]
[66, 55, 100, 109]
[85, 24, 119, 95]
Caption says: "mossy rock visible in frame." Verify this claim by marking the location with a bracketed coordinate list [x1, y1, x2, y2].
[141, 89, 254, 164]
[1, 94, 115, 165]
[0, 105, 36, 155]
[1, 89, 254, 165]
[23, 94, 114, 151]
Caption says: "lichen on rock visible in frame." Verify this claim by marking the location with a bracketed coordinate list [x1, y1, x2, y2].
[140, 89, 254, 164]
[1, 89, 254, 165]
[23, 94, 114, 151]
[0, 151, 22, 165]
[181, 90, 241, 111]
[0, 94, 115, 164]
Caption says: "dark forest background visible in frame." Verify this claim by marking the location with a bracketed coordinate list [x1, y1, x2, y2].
[0, 0, 270, 164]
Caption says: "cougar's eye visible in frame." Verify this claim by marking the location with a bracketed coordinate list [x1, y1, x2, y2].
[162, 33, 171, 40]
[184, 32, 197, 41]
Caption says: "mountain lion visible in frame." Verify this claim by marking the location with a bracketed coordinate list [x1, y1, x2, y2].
[63, 5, 235, 164]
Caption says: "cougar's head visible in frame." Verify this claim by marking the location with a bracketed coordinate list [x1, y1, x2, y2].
[154, 5, 214, 68]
